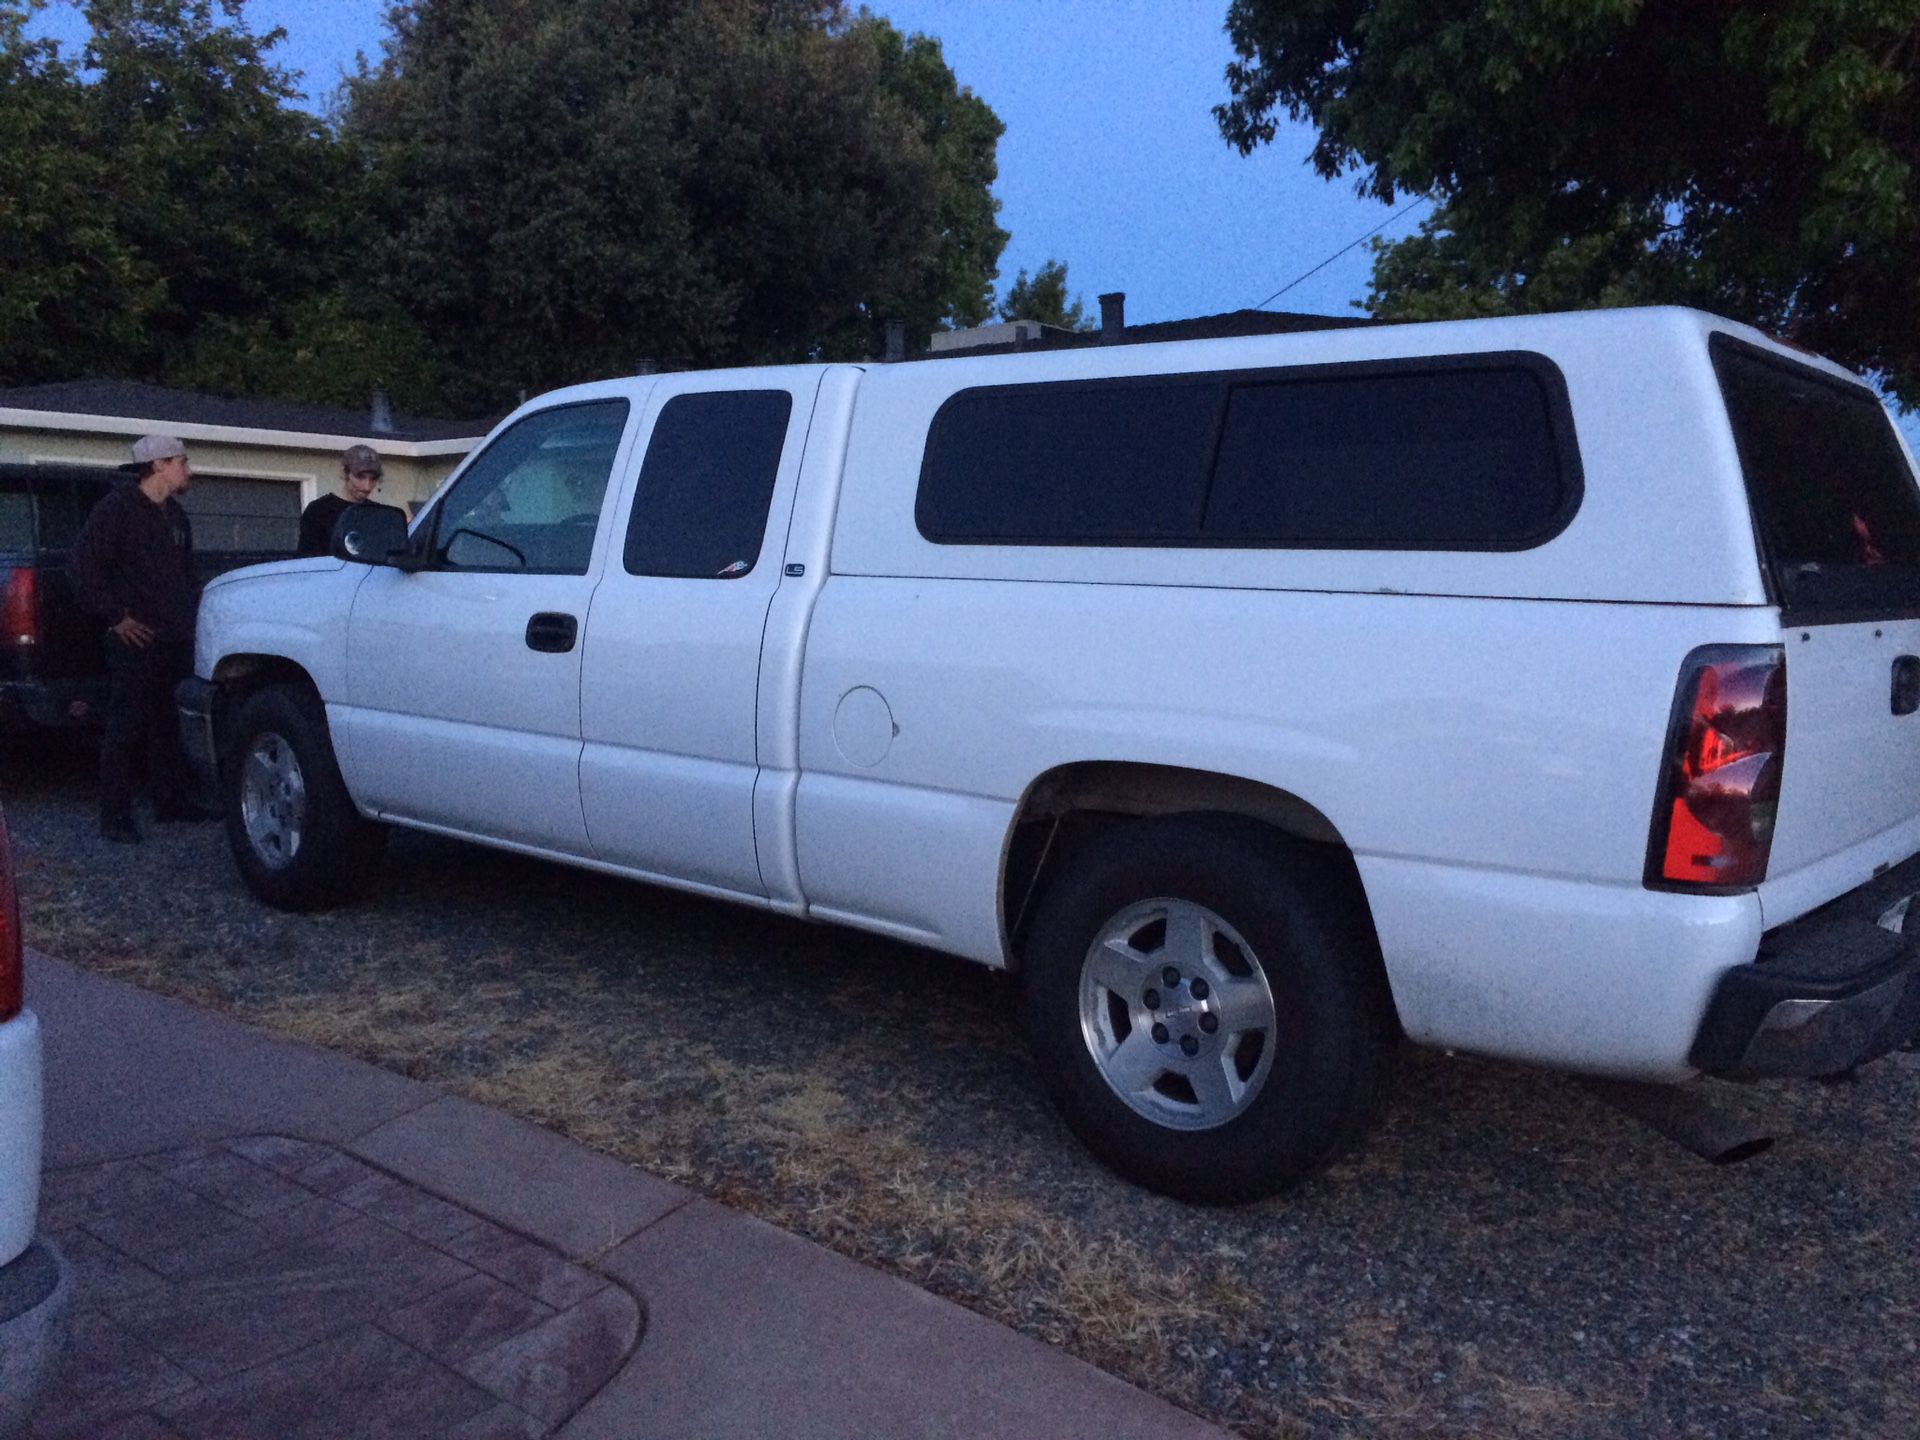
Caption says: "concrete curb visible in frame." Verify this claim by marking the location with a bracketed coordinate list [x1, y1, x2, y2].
[28, 952, 1226, 1439]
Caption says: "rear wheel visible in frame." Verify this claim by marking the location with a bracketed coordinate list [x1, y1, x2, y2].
[1022, 815, 1394, 1203]
[224, 683, 384, 911]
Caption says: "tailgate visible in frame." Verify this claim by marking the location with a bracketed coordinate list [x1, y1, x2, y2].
[1771, 618, 1920, 876]
[1712, 335, 1920, 883]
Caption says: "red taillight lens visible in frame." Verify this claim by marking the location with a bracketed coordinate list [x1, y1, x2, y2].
[1648, 646, 1787, 890]
[0, 810, 20, 1022]
[2, 567, 36, 648]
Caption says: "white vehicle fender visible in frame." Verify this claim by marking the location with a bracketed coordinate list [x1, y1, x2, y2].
[195, 560, 365, 703]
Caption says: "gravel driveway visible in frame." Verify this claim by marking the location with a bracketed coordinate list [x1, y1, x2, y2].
[5, 734, 1916, 1439]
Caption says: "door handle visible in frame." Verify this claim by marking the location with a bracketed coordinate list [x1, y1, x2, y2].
[525, 612, 579, 654]
[1894, 655, 1920, 716]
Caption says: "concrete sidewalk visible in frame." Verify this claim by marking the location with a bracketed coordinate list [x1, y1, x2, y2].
[25, 952, 1226, 1439]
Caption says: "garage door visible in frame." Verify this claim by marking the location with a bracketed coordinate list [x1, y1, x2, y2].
[177, 476, 301, 555]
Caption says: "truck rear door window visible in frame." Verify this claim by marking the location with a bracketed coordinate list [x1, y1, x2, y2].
[915, 354, 1577, 549]
[1713, 336, 1920, 621]
[624, 390, 794, 578]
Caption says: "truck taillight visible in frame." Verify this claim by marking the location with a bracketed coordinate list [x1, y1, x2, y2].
[1647, 646, 1787, 891]
[0, 811, 20, 1022]
[1, 567, 35, 648]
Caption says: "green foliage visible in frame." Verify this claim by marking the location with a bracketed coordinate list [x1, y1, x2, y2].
[3, 0, 1007, 416]
[344, 0, 1009, 411]
[1218, 0, 1920, 404]
[0, 0, 434, 405]
[170, 292, 450, 414]
[0, 0, 162, 383]
[1359, 202, 1688, 323]
[999, 259, 1089, 330]
[78, 0, 361, 368]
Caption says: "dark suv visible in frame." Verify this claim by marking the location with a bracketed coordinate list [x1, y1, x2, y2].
[0, 464, 114, 729]
[2, 463, 295, 731]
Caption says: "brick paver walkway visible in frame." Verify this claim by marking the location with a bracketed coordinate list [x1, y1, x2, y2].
[33, 1136, 641, 1439]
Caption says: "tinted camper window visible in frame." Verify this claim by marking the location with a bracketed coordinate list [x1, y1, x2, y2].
[1207, 368, 1564, 545]
[915, 380, 1219, 542]
[916, 355, 1577, 550]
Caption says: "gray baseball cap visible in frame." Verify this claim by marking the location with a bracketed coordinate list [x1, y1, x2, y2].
[341, 443, 384, 475]
[126, 434, 187, 469]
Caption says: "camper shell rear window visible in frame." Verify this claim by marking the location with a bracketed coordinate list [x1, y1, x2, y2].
[915, 352, 1582, 551]
[1712, 335, 1920, 624]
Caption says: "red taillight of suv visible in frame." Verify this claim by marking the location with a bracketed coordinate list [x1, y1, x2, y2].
[1647, 646, 1787, 890]
[1, 567, 36, 648]
[0, 809, 21, 1022]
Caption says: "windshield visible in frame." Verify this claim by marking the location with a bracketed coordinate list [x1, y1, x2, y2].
[1713, 335, 1920, 621]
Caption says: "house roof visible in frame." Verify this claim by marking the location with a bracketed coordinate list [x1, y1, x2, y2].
[913, 307, 1378, 361]
[0, 380, 490, 444]
[1109, 308, 1377, 343]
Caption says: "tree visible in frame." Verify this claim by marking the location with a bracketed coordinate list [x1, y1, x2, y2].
[0, 0, 430, 406]
[1216, 0, 1920, 404]
[999, 259, 1088, 330]
[1357, 202, 1683, 324]
[866, 18, 1006, 332]
[344, 0, 1009, 411]
[80, 0, 431, 397]
[0, 0, 160, 384]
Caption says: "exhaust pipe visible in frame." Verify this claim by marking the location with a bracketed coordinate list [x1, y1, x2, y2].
[1582, 1078, 1776, 1165]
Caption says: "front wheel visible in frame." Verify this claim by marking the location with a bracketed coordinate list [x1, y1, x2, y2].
[224, 683, 385, 911]
[1022, 816, 1395, 1204]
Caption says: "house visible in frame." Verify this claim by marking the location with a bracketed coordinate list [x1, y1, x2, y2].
[920, 293, 1376, 358]
[0, 381, 489, 554]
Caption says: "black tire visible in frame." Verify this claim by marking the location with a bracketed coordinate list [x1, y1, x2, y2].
[223, 683, 385, 912]
[1021, 815, 1395, 1204]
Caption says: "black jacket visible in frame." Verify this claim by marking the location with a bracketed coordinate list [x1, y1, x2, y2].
[297, 493, 354, 558]
[67, 483, 200, 642]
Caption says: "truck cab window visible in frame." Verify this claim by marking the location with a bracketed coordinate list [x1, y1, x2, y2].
[624, 390, 793, 578]
[432, 400, 630, 575]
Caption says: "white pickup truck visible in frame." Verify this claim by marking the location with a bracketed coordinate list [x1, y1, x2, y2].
[182, 307, 1920, 1202]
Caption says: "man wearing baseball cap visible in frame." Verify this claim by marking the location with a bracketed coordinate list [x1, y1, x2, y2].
[297, 443, 385, 557]
[67, 435, 208, 842]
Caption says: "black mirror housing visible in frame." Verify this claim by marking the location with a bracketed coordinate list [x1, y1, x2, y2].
[331, 503, 419, 569]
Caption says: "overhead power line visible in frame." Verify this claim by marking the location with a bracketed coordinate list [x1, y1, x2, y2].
[1252, 195, 1431, 311]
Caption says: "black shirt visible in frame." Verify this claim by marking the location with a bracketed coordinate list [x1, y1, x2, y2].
[67, 483, 200, 642]
[298, 493, 356, 558]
